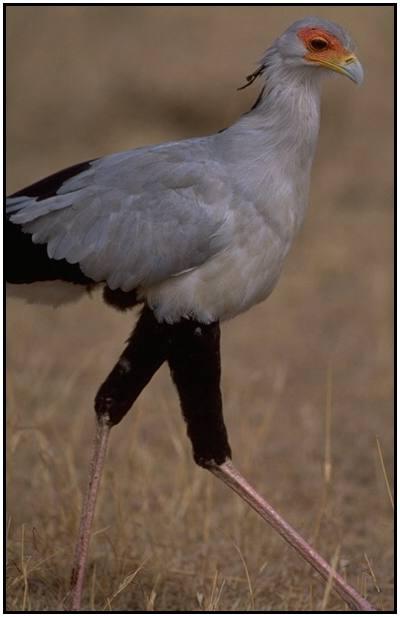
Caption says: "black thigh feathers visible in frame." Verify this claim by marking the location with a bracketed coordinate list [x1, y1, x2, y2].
[95, 307, 232, 467]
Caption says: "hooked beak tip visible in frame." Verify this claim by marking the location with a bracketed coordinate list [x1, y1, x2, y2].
[342, 56, 364, 85]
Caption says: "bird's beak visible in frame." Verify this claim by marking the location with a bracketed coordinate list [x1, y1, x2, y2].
[319, 54, 364, 85]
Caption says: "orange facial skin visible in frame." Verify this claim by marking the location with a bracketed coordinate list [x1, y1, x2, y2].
[297, 27, 354, 65]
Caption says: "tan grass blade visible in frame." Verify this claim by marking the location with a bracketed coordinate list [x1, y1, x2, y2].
[364, 552, 381, 593]
[320, 544, 340, 610]
[233, 542, 255, 610]
[104, 558, 149, 609]
[375, 436, 394, 510]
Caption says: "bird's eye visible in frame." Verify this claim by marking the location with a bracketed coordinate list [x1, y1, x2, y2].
[309, 38, 329, 51]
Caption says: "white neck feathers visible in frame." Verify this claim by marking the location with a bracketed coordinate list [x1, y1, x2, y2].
[218, 48, 322, 168]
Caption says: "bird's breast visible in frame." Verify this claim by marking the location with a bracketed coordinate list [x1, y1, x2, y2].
[142, 194, 301, 324]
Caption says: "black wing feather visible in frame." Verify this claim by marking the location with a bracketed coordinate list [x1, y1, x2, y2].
[9, 158, 96, 201]
[6, 159, 98, 285]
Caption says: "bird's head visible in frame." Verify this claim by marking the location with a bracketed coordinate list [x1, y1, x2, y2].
[278, 17, 363, 84]
[241, 17, 363, 90]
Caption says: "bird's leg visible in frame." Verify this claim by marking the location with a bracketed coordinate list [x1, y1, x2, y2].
[70, 306, 170, 610]
[95, 306, 171, 425]
[167, 319, 375, 612]
[70, 414, 110, 610]
[208, 461, 375, 612]
[167, 319, 231, 466]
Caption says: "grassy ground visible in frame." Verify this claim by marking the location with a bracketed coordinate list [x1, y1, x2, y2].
[6, 6, 394, 612]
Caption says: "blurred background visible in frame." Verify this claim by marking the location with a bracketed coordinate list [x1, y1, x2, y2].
[6, 6, 393, 611]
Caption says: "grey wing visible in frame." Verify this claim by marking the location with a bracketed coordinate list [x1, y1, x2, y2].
[6, 141, 232, 291]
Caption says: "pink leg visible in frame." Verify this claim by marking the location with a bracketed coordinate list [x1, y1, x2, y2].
[70, 416, 111, 611]
[209, 460, 375, 612]
[68, 309, 170, 609]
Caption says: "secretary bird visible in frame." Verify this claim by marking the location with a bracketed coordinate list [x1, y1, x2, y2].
[6, 17, 373, 611]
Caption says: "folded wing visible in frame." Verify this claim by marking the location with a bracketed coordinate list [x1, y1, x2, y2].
[7, 138, 232, 291]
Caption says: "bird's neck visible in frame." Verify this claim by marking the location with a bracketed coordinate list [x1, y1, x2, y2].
[219, 51, 322, 170]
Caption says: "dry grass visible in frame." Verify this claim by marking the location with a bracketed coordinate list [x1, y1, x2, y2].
[6, 6, 394, 612]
